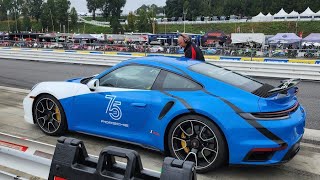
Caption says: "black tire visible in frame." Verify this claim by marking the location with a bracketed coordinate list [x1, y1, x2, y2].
[32, 94, 68, 136]
[167, 115, 227, 173]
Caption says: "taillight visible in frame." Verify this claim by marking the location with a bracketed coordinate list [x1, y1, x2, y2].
[239, 102, 299, 120]
[54, 176, 67, 180]
[244, 143, 288, 162]
[251, 144, 288, 152]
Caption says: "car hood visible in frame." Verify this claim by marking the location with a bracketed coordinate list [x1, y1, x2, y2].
[66, 75, 97, 84]
[66, 77, 83, 83]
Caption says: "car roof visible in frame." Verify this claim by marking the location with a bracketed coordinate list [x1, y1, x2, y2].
[124, 56, 202, 70]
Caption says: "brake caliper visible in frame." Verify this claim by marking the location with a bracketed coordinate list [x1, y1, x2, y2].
[181, 132, 190, 153]
[55, 107, 61, 122]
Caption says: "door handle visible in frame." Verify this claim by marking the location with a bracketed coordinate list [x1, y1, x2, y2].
[131, 103, 147, 108]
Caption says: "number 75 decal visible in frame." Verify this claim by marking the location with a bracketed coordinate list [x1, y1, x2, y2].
[105, 95, 122, 120]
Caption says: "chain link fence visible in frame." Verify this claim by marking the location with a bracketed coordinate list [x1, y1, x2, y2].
[1, 40, 320, 59]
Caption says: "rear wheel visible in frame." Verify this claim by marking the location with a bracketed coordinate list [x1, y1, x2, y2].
[33, 94, 67, 136]
[168, 115, 227, 173]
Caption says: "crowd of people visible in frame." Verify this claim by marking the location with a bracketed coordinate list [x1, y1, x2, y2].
[1, 36, 320, 59]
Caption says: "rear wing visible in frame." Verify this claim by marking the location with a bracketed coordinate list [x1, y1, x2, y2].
[267, 78, 301, 96]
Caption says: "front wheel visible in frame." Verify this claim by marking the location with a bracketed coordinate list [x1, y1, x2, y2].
[168, 115, 227, 173]
[32, 94, 68, 136]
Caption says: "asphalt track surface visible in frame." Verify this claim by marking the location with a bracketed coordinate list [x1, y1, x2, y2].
[0, 58, 318, 130]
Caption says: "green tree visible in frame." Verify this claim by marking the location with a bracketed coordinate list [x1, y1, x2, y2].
[108, 0, 126, 33]
[126, 11, 136, 32]
[46, 0, 57, 31]
[163, 0, 320, 17]
[165, 0, 184, 18]
[156, 6, 165, 14]
[13, 18, 22, 32]
[86, 0, 103, 20]
[201, 0, 212, 16]
[100, 0, 110, 21]
[40, 2, 51, 31]
[29, 0, 43, 22]
[136, 9, 152, 32]
[55, 0, 70, 32]
[70, 7, 78, 29]
[110, 17, 122, 33]
[183, 0, 189, 20]
[21, 3, 31, 31]
[136, 4, 148, 14]
[0, 0, 10, 21]
[8, 0, 24, 21]
[188, 0, 201, 19]
[136, 4, 165, 17]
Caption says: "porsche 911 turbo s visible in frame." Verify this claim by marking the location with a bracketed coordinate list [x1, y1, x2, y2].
[23, 56, 306, 173]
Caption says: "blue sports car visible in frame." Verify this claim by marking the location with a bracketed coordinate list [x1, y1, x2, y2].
[23, 56, 306, 172]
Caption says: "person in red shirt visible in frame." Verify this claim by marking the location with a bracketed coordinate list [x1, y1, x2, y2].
[177, 34, 205, 61]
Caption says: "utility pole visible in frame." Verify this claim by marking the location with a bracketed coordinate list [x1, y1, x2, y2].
[7, 10, 10, 32]
[164, 9, 166, 34]
[152, 18, 156, 34]
[14, 0, 18, 33]
[49, 9, 54, 32]
[183, 9, 187, 33]
[68, 15, 70, 33]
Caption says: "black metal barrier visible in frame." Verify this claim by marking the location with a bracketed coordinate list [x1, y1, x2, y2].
[48, 137, 197, 180]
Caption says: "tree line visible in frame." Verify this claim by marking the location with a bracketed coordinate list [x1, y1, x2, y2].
[165, 0, 320, 20]
[87, 0, 162, 33]
[128, 0, 320, 33]
[86, 0, 126, 33]
[0, 0, 78, 33]
[125, 4, 161, 33]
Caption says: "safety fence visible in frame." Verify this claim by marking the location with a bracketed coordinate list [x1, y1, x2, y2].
[0, 48, 319, 80]
[1, 46, 320, 65]
[1, 41, 320, 62]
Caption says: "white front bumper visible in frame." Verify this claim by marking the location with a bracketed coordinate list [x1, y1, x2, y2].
[23, 95, 34, 124]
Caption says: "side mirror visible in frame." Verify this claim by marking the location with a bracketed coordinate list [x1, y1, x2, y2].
[87, 79, 99, 91]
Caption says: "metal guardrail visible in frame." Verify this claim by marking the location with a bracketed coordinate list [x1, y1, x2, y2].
[78, 16, 111, 27]
[212, 60, 320, 80]
[2, 41, 320, 60]
[1, 49, 320, 80]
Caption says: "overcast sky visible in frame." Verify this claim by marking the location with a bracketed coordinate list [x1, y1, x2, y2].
[69, 0, 166, 14]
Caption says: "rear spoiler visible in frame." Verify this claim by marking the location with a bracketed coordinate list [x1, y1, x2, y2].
[267, 78, 301, 96]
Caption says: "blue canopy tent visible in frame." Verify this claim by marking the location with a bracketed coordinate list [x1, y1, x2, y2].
[73, 34, 97, 43]
[303, 33, 320, 42]
[268, 33, 301, 44]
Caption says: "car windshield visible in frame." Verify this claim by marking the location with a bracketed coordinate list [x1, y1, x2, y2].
[189, 63, 263, 92]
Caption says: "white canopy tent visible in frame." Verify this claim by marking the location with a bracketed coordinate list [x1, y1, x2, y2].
[287, 10, 299, 20]
[273, 8, 288, 20]
[314, 10, 320, 19]
[90, 34, 105, 41]
[265, 13, 273, 21]
[231, 33, 266, 45]
[300, 7, 315, 19]
[252, 12, 266, 22]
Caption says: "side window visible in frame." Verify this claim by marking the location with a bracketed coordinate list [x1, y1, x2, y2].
[99, 65, 160, 90]
[162, 72, 202, 90]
